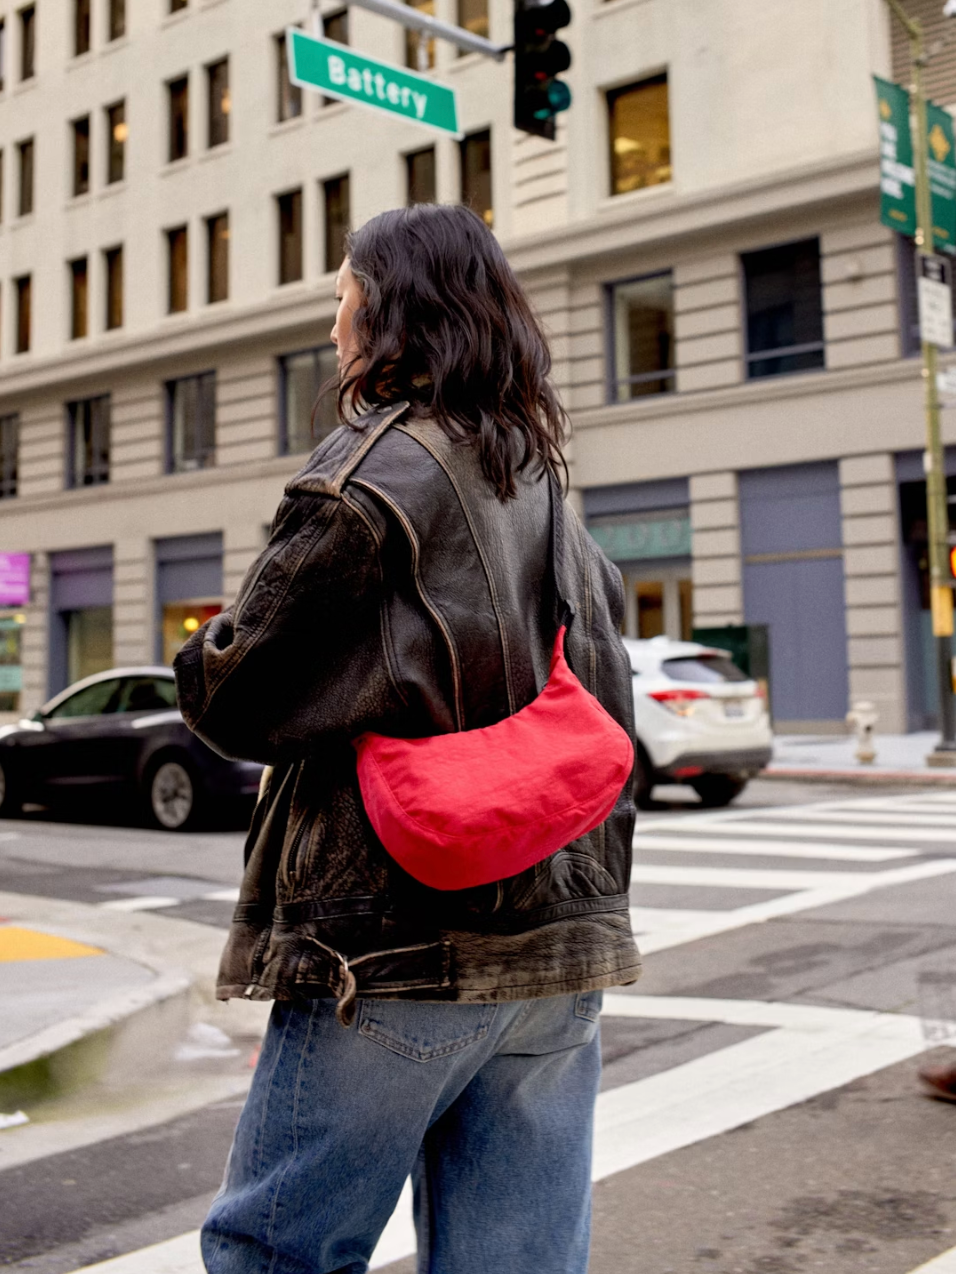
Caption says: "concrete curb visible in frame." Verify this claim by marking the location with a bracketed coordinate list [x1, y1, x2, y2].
[762, 766, 956, 786]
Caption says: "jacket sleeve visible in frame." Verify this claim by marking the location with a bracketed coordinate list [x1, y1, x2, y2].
[173, 489, 383, 764]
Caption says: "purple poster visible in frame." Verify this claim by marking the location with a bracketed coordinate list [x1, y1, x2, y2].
[0, 553, 30, 606]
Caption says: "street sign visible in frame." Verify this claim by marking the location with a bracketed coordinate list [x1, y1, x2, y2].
[918, 254, 954, 348]
[287, 28, 460, 137]
[937, 366, 956, 396]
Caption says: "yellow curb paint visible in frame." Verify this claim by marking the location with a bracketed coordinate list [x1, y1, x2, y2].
[0, 926, 104, 962]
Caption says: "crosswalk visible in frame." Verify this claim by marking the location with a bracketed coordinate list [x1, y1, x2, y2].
[50, 790, 956, 1274]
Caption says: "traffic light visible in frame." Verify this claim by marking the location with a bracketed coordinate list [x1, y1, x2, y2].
[513, 0, 572, 141]
[949, 539, 956, 582]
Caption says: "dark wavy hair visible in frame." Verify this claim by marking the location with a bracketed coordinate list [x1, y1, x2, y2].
[331, 204, 568, 500]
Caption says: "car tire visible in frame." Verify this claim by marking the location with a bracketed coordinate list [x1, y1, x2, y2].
[146, 756, 201, 831]
[0, 757, 21, 818]
[632, 745, 655, 810]
[691, 774, 747, 808]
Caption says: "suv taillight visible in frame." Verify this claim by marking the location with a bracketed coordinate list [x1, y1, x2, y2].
[648, 688, 710, 718]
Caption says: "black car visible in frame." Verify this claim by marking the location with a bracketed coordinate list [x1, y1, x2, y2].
[0, 666, 263, 830]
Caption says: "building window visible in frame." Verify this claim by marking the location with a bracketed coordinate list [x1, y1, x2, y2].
[207, 212, 229, 303]
[405, 0, 435, 70]
[406, 147, 436, 205]
[742, 239, 825, 379]
[74, 0, 91, 56]
[277, 189, 303, 284]
[108, 0, 125, 41]
[19, 6, 35, 81]
[0, 21, 6, 92]
[607, 272, 675, 401]
[70, 257, 88, 339]
[460, 129, 492, 227]
[14, 275, 30, 352]
[279, 347, 339, 454]
[18, 137, 33, 216]
[167, 226, 187, 313]
[170, 0, 188, 10]
[67, 395, 111, 488]
[168, 75, 189, 162]
[0, 415, 18, 499]
[166, 372, 216, 473]
[323, 175, 349, 274]
[104, 245, 123, 330]
[607, 74, 671, 196]
[72, 117, 90, 197]
[276, 31, 302, 121]
[207, 57, 230, 148]
[456, 0, 488, 52]
[107, 101, 126, 184]
[322, 10, 348, 105]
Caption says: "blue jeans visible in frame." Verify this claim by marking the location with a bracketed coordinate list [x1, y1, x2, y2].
[202, 991, 602, 1274]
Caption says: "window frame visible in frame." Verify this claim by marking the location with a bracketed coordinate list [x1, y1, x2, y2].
[72, 115, 90, 197]
[108, 0, 126, 42]
[104, 244, 123, 330]
[740, 237, 826, 381]
[206, 211, 229, 304]
[165, 371, 217, 474]
[74, 0, 91, 57]
[69, 256, 88, 340]
[206, 56, 230, 149]
[0, 414, 19, 499]
[14, 274, 30, 353]
[106, 100, 126, 184]
[322, 173, 350, 274]
[66, 394, 111, 489]
[405, 146, 436, 206]
[604, 270, 677, 403]
[277, 346, 339, 456]
[167, 74, 189, 163]
[167, 225, 188, 314]
[460, 128, 492, 227]
[275, 29, 303, 122]
[17, 136, 33, 216]
[606, 72, 671, 198]
[276, 188, 304, 285]
[19, 5, 35, 82]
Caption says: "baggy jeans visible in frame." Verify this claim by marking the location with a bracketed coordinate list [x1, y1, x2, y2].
[201, 990, 603, 1274]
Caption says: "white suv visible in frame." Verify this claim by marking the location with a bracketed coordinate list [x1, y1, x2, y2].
[624, 636, 773, 808]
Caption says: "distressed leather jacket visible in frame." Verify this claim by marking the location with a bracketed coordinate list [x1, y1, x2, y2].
[174, 404, 640, 1020]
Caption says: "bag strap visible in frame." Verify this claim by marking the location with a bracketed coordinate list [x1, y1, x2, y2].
[548, 469, 575, 632]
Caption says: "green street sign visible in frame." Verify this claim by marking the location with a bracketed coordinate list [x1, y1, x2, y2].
[287, 28, 460, 137]
[927, 100, 956, 256]
[875, 76, 917, 238]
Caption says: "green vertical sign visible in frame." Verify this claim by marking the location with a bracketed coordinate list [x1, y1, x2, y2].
[927, 100, 956, 255]
[288, 29, 461, 137]
[875, 76, 917, 237]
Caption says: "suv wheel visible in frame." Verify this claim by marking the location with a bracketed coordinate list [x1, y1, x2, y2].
[691, 774, 746, 808]
[148, 758, 199, 830]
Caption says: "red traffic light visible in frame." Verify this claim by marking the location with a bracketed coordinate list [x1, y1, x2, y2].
[950, 541, 956, 581]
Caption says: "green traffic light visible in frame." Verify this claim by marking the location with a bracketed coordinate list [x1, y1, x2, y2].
[532, 81, 572, 119]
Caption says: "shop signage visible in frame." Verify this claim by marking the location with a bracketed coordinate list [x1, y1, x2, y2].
[875, 76, 917, 238]
[0, 553, 29, 606]
[588, 516, 692, 564]
[918, 254, 954, 348]
[287, 28, 460, 136]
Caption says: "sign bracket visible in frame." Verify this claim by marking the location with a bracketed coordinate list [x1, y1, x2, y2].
[337, 0, 509, 61]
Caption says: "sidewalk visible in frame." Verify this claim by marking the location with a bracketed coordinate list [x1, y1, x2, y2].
[765, 731, 956, 785]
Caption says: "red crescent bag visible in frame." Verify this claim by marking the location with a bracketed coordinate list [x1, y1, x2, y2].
[354, 474, 634, 891]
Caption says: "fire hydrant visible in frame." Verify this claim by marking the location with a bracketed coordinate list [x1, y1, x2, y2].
[846, 701, 878, 764]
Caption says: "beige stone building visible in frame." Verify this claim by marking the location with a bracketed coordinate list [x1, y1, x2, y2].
[0, 0, 952, 733]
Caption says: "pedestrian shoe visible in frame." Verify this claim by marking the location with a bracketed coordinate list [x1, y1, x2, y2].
[918, 1061, 956, 1103]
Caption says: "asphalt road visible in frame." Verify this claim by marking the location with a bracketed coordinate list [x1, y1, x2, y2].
[1, 777, 955, 1274]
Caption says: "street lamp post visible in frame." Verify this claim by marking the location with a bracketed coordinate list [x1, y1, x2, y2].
[884, 0, 956, 763]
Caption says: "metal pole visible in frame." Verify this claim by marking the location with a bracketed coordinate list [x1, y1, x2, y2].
[884, 0, 956, 760]
[345, 0, 509, 60]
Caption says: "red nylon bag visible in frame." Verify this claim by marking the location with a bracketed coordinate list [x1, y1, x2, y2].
[354, 475, 634, 891]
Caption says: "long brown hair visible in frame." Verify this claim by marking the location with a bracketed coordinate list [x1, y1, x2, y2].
[335, 204, 568, 499]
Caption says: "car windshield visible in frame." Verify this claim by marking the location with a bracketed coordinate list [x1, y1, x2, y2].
[46, 678, 123, 719]
[661, 655, 748, 684]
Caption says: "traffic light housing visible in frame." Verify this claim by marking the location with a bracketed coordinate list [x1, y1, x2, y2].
[949, 539, 956, 582]
[513, 0, 572, 141]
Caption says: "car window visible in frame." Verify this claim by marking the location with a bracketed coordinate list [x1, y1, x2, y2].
[661, 655, 748, 684]
[46, 678, 123, 719]
[116, 677, 178, 714]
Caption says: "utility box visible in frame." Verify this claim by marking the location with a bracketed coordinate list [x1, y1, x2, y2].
[691, 623, 771, 718]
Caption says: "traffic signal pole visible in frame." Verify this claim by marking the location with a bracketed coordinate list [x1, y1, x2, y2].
[885, 0, 956, 762]
[340, 0, 509, 59]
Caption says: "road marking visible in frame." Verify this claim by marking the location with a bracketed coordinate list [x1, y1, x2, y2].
[97, 896, 181, 912]
[634, 833, 913, 862]
[202, 887, 240, 903]
[0, 925, 103, 961]
[759, 807, 956, 831]
[631, 864, 875, 890]
[643, 818, 956, 845]
[63, 995, 938, 1274]
[908, 1247, 956, 1272]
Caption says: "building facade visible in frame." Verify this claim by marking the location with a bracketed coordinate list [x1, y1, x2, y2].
[0, 0, 952, 734]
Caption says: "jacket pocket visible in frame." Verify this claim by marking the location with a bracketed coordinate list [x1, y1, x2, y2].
[357, 1000, 497, 1062]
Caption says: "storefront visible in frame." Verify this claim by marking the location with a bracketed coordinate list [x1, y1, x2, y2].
[48, 546, 114, 694]
[155, 533, 223, 666]
[584, 479, 693, 640]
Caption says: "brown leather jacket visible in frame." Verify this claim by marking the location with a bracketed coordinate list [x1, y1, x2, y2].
[174, 404, 640, 1019]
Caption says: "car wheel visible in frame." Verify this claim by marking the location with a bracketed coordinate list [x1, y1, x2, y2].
[147, 758, 200, 830]
[691, 774, 746, 808]
[0, 758, 20, 818]
[633, 746, 655, 811]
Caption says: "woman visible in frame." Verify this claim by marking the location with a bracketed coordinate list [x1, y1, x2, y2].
[175, 204, 639, 1274]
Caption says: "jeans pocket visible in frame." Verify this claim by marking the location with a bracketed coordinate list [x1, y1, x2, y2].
[574, 990, 603, 1023]
[357, 999, 498, 1062]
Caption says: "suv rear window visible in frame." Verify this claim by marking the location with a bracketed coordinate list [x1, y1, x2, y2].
[662, 655, 748, 684]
